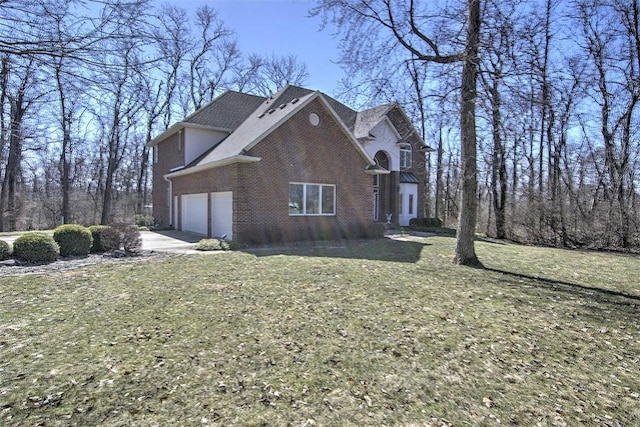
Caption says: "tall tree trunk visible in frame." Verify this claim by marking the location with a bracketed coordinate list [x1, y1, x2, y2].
[1, 96, 25, 231]
[55, 66, 72, 224]
[435, 125, 444, 220]
[490, 80, 506, 239]
[455, 0, 482, 266]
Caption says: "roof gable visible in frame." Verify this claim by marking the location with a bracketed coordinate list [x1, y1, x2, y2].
[160, 86, 429, 178]
[353, 103, 395, 140]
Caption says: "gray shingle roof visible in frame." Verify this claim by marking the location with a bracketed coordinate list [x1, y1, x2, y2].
[160, 85, 428, 176]
[353, 103, 395, 139]
[185, 91, 266, 130]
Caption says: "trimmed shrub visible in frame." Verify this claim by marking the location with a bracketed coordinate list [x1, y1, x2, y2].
[0, 239, 10, 260]
[13, 233, 60, 263]
[53, 224, 93, 257]
[88, 225, 107, 252]
[196, 238, 235, 251]
[112, 223, 142, 254]
[134, 214, 155, 228]
[409, 217, 443, 228]
[101, 226, 122, 252]
[88, 225, 121, 252]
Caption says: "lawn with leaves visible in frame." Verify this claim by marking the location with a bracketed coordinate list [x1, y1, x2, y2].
[1, 236, 639, 426]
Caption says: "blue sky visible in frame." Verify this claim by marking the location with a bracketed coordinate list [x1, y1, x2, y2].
[180, 0, 344, 95]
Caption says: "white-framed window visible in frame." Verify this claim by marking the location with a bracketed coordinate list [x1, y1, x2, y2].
[408, 194, 414, 215]
[154, 146, 159, 163]
[289, 183, 336, 216]
[400, 144, 412, 169]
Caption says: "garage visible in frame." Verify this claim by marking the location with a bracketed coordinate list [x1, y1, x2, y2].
[181, 193, 208, 235]
[211, 191, 233, 240]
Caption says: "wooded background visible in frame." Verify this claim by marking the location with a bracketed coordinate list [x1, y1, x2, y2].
[1, 0, 639, 251]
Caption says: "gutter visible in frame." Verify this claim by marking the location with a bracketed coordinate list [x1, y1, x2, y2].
[164, 154, 262, 179]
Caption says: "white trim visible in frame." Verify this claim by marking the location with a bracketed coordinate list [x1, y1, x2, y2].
[382, 116, 403, 141]
[164, 176, 173, 226]
[164, 155, 261, 179]
[289, 182, 336, 216]
[242, 92, 375, 167]
[400, 145, 412, 169]
[147, 122, 232, 147]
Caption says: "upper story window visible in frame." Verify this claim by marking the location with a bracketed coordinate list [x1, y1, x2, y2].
[153, 146, 159, 164]
[400, 144, 412, 169]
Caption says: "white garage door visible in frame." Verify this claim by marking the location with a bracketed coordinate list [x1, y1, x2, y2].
[181, 193, 208, 236]
[211, 191, 233, 240]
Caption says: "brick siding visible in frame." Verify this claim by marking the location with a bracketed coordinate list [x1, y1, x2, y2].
[152, 132, 184, 228]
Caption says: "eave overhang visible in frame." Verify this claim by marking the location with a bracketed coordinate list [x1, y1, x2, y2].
[164, 154, 261, 179]
[364, 164, 391, 175]
[147, 122, 232, 148]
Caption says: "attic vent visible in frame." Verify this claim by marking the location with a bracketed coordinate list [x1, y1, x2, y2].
[279, 103, 287, 109]
[291, 98, 300, 104]
[267, 108, 276, 114]
[309, 113, 320, 126]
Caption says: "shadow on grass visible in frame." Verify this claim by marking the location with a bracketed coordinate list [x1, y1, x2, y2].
[485, 266, 640, 309]
[244, 237, 428, 263]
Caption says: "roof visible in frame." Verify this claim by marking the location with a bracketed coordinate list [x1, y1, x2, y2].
[353, 104, 395, 139]
[155, 85, 429, 176]
[400, 172, 420, 184]
[195, 87, 319, 165]
[185, 91, 266, 130]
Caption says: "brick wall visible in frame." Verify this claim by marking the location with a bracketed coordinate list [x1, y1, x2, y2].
[171, 164, 237, 235]
[235, 97, 374, 244]
[152, 132, 184, 228]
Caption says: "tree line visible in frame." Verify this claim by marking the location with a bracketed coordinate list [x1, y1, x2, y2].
[313, 0, 640, 252]
[2, 0, 639, 255]
[0, 0, 308, 232]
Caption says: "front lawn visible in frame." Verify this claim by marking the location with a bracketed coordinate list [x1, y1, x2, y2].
[1, 237, 638, 426]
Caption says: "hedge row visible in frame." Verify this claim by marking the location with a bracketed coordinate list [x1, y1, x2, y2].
[2, 224, 142, 264]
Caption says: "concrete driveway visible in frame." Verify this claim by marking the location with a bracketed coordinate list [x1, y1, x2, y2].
[1, 230, 204, 254]
[140, 230, 202, 253]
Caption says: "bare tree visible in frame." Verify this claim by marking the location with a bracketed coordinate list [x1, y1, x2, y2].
[188, 5, 237, 110]
[313, 0, 483, 266]
[576, 0, 640, 248]
[250, 54, 310, 96]
[0, 57, 36, 231]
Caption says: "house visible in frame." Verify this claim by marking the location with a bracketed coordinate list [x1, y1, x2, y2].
[148, 85, 431, 245]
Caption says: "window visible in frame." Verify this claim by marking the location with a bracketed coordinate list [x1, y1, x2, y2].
[400, 144, 412, 169]
[289, 183, 335, 215]
[154, 147, 159, 163]
[408, 194, 414, 215]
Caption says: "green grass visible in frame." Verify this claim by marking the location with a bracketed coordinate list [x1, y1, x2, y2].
[1, 236, 639, 426]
